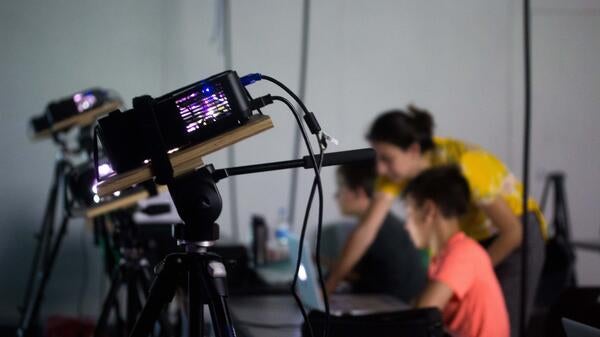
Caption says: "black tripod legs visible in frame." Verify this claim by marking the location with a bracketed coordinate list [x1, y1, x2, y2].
[17, 215, 70, 337]
[130, 255, 180, 337]
[94, 257, 161, 337]
[129, 251, 236, 337]
[95, 263, 125, 337]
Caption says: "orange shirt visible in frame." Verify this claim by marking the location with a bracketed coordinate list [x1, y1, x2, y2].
[429, 232, 509, 337]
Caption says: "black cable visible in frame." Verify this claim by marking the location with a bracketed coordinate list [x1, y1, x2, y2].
[244, 87, 264, 115]
[272, 95, 329, 337]
[261, 75, 311, 118]
[520, 0, 532, 336]
[273, 96, 316, 337]
[313, 141, 330, 337]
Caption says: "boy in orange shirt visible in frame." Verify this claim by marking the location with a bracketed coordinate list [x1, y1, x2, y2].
[402, 165, 509, 337]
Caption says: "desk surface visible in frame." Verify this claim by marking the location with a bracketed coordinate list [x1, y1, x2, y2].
[229, 294, 408, 337]
[230, 295, 303, 337]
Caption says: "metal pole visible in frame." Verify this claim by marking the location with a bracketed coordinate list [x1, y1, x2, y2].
[520, 0, 532, 335]
[288, 0, 311, 228]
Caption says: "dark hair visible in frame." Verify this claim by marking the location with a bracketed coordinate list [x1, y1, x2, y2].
[366, 104, 435, 152]
[337, 161, 376, 198]
[402, 165, 471, 218]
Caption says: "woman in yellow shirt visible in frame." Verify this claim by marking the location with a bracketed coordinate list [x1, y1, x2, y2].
[325, 105, 546, 337]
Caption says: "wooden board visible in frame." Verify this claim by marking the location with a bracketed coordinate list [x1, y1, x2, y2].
[85, 185, 168, 219]
[97, 115, 273, 197]
[32, 100, 122, 140]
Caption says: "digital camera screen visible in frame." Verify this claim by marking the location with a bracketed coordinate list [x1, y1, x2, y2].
[175, 83, 234, 134]
[98, 70, 252, 174]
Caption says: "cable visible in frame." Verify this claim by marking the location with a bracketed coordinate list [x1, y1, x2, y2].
[261, 75, 311, 118]
[313, 140, 330, 337]
[244, 87, 264, 115]
[273, 96, 316, 337]
[272, 95, 329, 337]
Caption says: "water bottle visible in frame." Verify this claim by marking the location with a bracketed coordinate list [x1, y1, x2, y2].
[274, 208, 290, 257]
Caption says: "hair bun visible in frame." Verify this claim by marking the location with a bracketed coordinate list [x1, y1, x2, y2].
[407, 104, 434, 138]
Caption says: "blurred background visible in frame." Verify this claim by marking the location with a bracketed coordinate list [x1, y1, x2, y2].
[0, 0, 598, 330]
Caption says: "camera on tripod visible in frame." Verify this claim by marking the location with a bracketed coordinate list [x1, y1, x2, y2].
[97, 70, 253, 174]
[30, 88, 119, 135]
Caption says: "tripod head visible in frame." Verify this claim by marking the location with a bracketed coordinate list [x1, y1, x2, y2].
[169, 165, 222, 247]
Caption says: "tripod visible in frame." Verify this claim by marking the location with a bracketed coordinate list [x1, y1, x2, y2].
[17, 126, 98, 337]
[95, 209, 178, 337]
[17, 158, 74, 337]
[129, 167, 236, 337]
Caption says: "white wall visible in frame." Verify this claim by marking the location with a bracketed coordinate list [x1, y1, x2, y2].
[0, 0, 599, 323]
[0, 0, 166, 322]
[528, 0, 600, 285]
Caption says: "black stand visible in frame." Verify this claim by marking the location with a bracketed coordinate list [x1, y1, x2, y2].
[17, 159, 72, 337]
[535, 172, 577, 308]
[18, 125, 101, 337]
[128, 167, 236, 337]
[95, 210, 173, 337]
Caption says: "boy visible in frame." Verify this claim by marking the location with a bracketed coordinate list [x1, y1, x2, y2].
[333, 162, 427, 302]
[403, 165, 509, 337]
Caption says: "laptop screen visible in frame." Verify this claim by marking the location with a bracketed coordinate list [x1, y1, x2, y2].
[288, 234, 325, 311]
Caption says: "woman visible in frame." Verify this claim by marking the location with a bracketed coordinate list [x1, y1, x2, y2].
[325, 105, 546, 337]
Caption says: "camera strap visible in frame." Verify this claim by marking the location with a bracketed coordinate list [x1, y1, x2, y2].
[133, 95, 174, 186]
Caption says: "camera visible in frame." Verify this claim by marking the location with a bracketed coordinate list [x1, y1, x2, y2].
[97, 70, 252, 174]
[30, 88, 111, 133]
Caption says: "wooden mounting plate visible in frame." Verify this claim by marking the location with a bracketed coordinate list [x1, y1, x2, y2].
[32, 100, 122, 140]
[85, 185, 169, 219]
[96, 115, 273, 197]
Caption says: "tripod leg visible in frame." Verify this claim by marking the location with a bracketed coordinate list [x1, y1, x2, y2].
[203, 261, 236, 337]
[188, 267, 205, 337]
[129, 255, 180, 337]
[127, 267, 143, 335]
[17, 214, 70, 337]
[94, 263, 124, 337]
[17, 162, 63, 335]
[139, 261, 172, 337]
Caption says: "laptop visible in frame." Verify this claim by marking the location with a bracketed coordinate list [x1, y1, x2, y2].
[288, 234, 407, 315]
[563, 318, 600, 337]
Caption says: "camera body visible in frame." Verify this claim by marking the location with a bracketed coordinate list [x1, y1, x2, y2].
[30, 88, 109, 133]
[98, 70, 252, 174]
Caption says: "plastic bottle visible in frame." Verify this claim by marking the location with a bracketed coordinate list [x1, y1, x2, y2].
[274, 208, 290, 257]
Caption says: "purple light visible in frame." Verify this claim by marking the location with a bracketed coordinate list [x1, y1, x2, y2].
[175, 85, 232, 133]
[73, 92, 97, 112]
[98, 163, 114, 177]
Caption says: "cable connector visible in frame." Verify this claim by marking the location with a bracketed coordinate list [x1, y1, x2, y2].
[249, 94, 273, 111]
[303, 112, 321, 135]
[240, 73, 262, 86]
[321, 130, 339, 146]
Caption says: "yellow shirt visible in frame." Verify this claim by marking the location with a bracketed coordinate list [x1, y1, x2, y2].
[375, 137, 547, 241]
